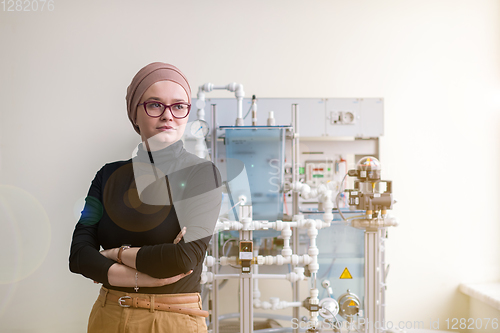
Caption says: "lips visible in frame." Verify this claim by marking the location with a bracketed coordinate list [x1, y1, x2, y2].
[157, 126, 175, 130]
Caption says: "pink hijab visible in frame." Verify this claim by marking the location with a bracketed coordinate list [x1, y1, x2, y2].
[126, 62, 191, 134]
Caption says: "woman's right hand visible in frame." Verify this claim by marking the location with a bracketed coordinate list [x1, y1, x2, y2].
[104, 227, 190, 287]
[173, 227, 186, 244]
[156, 269, 193, 287]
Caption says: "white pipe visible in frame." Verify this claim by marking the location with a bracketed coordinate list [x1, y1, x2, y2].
[322, 196, 334, 223]
[216, 254, 312, 267]
[213, 212, 333, 331]
[194, 89, 207, 158]
[211, 273, 302, 281]
[306, 225, 320, 328]
[194, 140, 206, 158]
[287, 267, 305, 283]
[290, 182, 335, 223]
[200, 256, 216, 283]
[253, 247, 261, 306]
[196, 89, 206, 119]
[215, 219, 243, 232]
[196, 82, 245, 127]
[281, 223, 292, 257]
[204, 255, 216, 267]
[215, 217, 330, 234]
[252, 274, 288, 279]
[220, 256, 238, 266]
[214, 274, 241, 279]
[200, 270, 213, 284]
[255, 254, 312, 266]
[307, 225, 319, 274]
[200, 262, 208, 284]
[308, 288, 320, 327]
[251, 98, 258, 126]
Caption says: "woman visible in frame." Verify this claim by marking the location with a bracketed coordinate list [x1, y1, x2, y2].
[69, 62, 222, 333]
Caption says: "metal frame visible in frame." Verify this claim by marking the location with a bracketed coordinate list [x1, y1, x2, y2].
[207, 100, 389, 333]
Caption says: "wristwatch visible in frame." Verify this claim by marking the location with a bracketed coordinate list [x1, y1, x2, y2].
[117, 244, 131, 264]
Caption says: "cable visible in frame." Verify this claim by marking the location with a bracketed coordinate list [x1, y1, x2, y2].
[320, 306, 341, 324]
[335, 172, 349, 221]
[229, 198, 244, 211]
[221, 238, 241, 269]
[243, 102, 253, 119]
[222, 238, 238, 257]
[319, 257, 336, 279]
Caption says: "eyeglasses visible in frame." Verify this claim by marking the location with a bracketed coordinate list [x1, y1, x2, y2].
[138, 101, 191, 119]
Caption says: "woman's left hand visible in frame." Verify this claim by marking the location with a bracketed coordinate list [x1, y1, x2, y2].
[95, 227, 187, 285]
[100, 248, 119, 261]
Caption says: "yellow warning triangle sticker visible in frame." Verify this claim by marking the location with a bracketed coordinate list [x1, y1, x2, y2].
[340, 267, 353, 279]
[348, 300, 357, 307]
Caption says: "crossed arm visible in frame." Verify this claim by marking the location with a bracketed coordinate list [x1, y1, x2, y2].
[70, 160, 221, 288]
[97, 227, 190, 288]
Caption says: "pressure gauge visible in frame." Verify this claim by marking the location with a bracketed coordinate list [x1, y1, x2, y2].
[190, 119, 209, 138]
[354, 156, 381, 180]
[318, 297, 339, 318]
[337, 289, 360, 321]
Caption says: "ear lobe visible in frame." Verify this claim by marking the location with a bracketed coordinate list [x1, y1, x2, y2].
[133, 115, 141, 134]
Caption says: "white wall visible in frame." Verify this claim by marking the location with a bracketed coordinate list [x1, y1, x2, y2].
[0, 0, 499, 332]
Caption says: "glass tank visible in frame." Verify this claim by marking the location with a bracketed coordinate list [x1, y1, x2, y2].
[223, 127, 286, 222]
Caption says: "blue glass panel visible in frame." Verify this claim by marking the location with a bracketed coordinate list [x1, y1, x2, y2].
[224, 127, 285, 221]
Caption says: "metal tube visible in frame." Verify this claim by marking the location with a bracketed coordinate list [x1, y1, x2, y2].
[291, 104, 300, 333]
[211, 103, 219, 333]
[291, 104, 297, 214]
[241, 274, 253, 333]
[212, 233, 219, 333]
[365, 230, 382, 333]
[291, 104, 300, 217]
[211, 104, 217, 163]
[214, 274, 241, 279]
[380, 229, 387, 327]
[240, 229, 253, 333]
[281, 128, 286, 209]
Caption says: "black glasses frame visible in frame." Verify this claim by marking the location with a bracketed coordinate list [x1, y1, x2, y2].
[137, 101, 191, 119]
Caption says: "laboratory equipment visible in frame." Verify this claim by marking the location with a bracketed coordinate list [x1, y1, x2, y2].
[183, 85, 397, 333]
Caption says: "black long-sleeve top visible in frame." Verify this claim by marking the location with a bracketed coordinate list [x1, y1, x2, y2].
[69, 140, 222, 294]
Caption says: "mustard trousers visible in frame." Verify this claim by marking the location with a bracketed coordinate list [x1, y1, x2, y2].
[88, 287, 208, 333]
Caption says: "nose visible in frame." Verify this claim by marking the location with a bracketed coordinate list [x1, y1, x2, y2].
[160, 106, 174, 121]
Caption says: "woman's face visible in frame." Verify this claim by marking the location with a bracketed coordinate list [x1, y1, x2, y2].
[135, 80, 190, 148]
